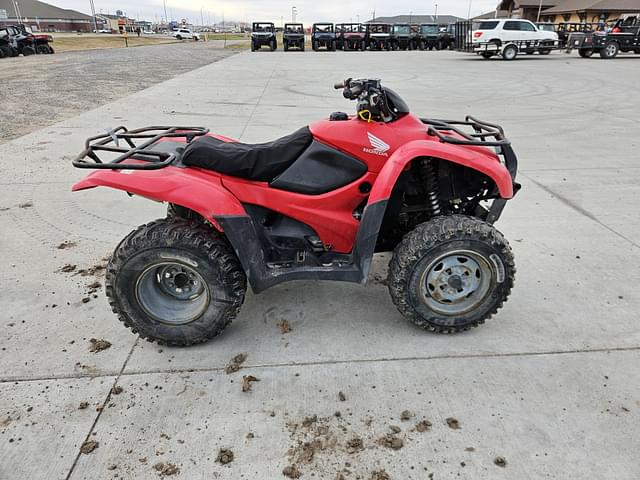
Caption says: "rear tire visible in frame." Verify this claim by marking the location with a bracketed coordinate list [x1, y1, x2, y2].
[388, 215, 515, 333]
[22, 46, 35, 56]
[578, 48, 593, 58]
[538, 48, 551, 55]
[481, 52, 494, 59]
[106, 218, 247, 346]
[599, 40, 619, 59]
[176, 35, 182, 40]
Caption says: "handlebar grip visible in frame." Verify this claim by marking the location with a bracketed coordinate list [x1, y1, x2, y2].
[334, 81, 346, 89]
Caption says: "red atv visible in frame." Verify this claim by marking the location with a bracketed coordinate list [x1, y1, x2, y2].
[72, 78, 520, 346]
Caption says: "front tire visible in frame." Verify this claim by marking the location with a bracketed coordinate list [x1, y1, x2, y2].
[388, 216, 515, 333]
[106, 218, 246, 346]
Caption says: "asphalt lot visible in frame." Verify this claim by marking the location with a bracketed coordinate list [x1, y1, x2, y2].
[1, 50, 639, 479]
[0, 42, 237, 143]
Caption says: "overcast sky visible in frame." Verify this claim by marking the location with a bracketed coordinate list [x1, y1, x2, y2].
[57, 0, 499, 24]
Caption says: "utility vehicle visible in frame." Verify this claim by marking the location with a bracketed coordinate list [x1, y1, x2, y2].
[336, 23, 366, 50]
[1, 24, 54, 55]
[312, 23, 336, 51]
[366, 23, 392, 50]
[283, 23, 305, 51]
[0, 29, 12, 58]
[390, 23, 417, 50]
[418, 23, 440, 50]
[567, 14, 640, 58]
[251, 22, 277, 51]
[72, 78, 520, 346]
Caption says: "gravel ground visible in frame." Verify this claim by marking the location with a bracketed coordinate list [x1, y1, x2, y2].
[0, 42, 237, 143]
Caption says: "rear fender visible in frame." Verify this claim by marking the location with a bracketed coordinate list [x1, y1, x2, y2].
[369, 139, 515, 204]
[72, 165, 246, 230]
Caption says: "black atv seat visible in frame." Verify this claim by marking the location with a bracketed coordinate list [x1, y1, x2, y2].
[181, 127, 313, 182]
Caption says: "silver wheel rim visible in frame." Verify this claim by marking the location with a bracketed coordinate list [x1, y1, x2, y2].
[135, 261, 210, 325]
[606, 44, 616, 56]
[504, 47, 516, 59]
[419, 250, 493, 316]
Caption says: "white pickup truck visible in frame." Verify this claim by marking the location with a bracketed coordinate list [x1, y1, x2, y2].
[472, 19, 558, 60]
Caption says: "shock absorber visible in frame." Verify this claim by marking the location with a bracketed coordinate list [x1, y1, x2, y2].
[422, 159, 441, 217]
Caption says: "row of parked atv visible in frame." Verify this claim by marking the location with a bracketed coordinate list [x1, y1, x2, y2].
[0, 24, 55, 58]
[251, 22, 451, 52]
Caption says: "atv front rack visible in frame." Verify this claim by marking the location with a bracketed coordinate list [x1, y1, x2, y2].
[72, 126, 209, 170]
[421, 116, 510, 147]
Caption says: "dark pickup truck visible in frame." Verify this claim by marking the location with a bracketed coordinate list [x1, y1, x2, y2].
[567, 15, 640, 58]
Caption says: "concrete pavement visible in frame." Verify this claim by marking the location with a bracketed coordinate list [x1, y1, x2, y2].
[1, 50, 639, 479]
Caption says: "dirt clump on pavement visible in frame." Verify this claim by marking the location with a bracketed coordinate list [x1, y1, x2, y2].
[345, 436, 364, 454]
[76, 262, 107, 278]
[80, 440, 99, 454]
[216, 448, 234, 464]
[494, 456, 507, 467]
[242, 375, 259, 392]
[57, 240, 77, 249]
[225, 353, 247, 374]
[371, 470, 391, 480]
[446, 417, 461, 429]
[416, 420, 432, 432]
[400, 410, 414, 421]
[153, 462, 180, 476]
[59, 264, 77, 273]
[377, 433, 403, 450]
[88, 338, 112, 353]
[283, 465, 302, 478]
[17, 202, 33, 208]
[278, 319, 292, 333]
[78, 401, 89, 409]
[111, 385, 123, 395]
[338, 391, 346, 402]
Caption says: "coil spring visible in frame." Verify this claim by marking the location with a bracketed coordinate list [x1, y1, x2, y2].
[422, 160, 441, 217]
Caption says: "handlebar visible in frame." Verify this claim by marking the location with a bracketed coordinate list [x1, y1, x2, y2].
[333, 77, 397, 122]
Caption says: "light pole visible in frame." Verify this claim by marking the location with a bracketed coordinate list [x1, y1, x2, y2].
[89, 0, 98, 33]
[291, 6, 297, 23]
[434, 3, 438, 21]
[409, 11, 412, 24]
[357, 14, 360, 24]
[536, 0, 544, 22]
[163, 0, 168, 24]
[467, 0, 472, 20]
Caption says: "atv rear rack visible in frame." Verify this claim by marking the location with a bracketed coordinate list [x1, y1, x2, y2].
[72, 126, 209, 170]
[421, 116, 510, 147]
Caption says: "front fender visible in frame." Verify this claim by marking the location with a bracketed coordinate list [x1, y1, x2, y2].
[72, 166, 246, 228]
[368, 139, 515, 203]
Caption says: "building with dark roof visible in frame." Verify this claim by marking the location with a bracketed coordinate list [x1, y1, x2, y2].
[0, 0, 94, 32]
[542, 0, 640, 23]
[495, 0, 560, 22]
[365, 15, 464, 26]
